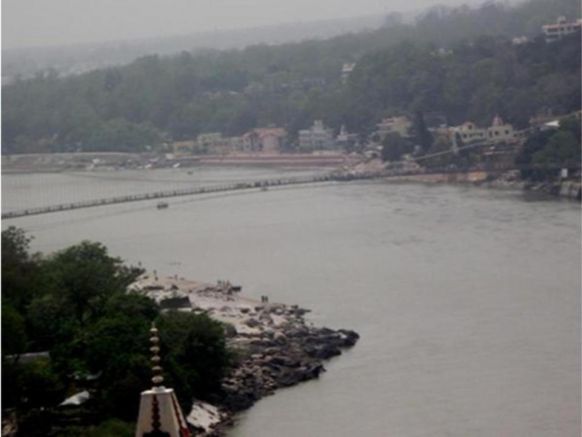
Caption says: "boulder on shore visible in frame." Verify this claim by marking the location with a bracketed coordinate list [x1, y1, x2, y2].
[131, 275, 360, 436]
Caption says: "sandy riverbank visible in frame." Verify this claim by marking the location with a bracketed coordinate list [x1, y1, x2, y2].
[130, 275, 359, 436]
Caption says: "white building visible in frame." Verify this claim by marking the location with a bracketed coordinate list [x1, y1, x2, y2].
[335, 125, 358, 149]
[512, 36, 529, 45]
[299, 120, 335, 150]
[376, 116, 412, 139]
[542, 16, 582, 42]
[341, 63, 356, 83]
[450, 116, 516, 148]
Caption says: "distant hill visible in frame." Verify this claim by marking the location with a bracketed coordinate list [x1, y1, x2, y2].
[2, 14, 387, 84]
[2, 0, 580, 154]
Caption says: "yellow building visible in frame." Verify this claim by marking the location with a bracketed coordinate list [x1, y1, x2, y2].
[486, 115, 516, 143]
[450, 116, 516, 148]
[172, 140, 195, 156]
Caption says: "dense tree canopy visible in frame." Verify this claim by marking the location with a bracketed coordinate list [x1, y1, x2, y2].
[1, 229, 232, 433]
[381, 133, 412, 162]
[158, 312, 232, 408]
[516, 116, 582, 180]
[348, 32, 580, 133]
[2, 0, 580, 153]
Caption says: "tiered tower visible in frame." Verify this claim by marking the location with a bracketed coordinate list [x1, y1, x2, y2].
[135, 324, 191, 437]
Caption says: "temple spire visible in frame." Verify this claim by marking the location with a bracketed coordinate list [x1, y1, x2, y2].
[136, 323, 191, 437]
[149, 324, 164, 387]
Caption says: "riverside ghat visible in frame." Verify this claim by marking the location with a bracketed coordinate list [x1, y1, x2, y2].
[129, 274, 360, 436]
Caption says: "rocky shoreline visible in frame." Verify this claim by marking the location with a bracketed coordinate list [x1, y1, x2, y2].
[373, 170, 581, 201]
[130, 275, 359, 436]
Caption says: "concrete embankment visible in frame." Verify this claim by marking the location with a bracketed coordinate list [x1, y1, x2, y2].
[197, 153, 357, 166]
[379, 171, 581, 201]
[487, 178, 581, 200]
[1, 152, 141, 173]
[557, 180, 582, 200]
[1, 152, 359, 173]
[130, 275, 359, 436]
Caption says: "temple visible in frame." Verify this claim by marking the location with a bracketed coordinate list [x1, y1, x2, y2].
[135, 324, 191, 437]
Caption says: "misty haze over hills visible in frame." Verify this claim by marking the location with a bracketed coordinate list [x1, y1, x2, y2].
[2, 15, 386, 82]
[2, 15, 385, 82]
[3, 0, 580, 157]
[2, 0, 493, 82]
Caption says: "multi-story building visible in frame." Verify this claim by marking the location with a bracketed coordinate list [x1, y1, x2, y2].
[450, 116, 517, 148]
[542, 16, 582, 42]
[299, 120, 335, 150]
[197, 133, 232, 154]
[341, 63, 356, 83]
[197, 133, 223, 148]
[450, 122, 487, 145]
[242, 128, 287, 153]
[486, 115, 516, 143]
[376, 116, 412, 139]
[172, 140, 196, 155]
[228, 136, 245, 150]
[335, 125, 358, 149]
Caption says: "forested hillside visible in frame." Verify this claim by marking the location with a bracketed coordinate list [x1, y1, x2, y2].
[2, 0, 580, 153]
[346, 32, 580, 132]
[2, 228, 231, 434]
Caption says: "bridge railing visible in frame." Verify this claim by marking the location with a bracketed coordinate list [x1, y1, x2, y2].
[6, 165, 575, 220]
[1, 173, 343, 220]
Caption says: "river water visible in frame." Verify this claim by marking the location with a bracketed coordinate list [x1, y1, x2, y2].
[2, 167, 580, 437]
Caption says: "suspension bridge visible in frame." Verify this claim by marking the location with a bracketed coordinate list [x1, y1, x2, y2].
[1, 173, 352, 220]
[3, 140, 578, 220]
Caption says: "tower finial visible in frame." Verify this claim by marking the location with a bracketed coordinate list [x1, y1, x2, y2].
[136, 323, 191, 436]
[150, 323, 164, 387]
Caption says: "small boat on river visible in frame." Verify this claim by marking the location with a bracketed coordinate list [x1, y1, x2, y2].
[157, 202, 169, 209]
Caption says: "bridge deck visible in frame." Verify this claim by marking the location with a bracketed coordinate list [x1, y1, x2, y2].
[3, 164, 577, 220]
[1, 174, 342, 220]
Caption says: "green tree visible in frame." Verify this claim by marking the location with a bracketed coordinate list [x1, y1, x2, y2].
[533, 130, 580, 167]
[84, 119, 163, 152]
[381, 132, 410, 162]
[81, 419, 135, 437]
[1, 304, 27, 358]
[43, 241, 143, 328]
[411, 111, 433, 152]
[0, 231, 233, 432]
[2, 357, 66, 411]
[157, 312, 231, 409]
[1, 227, 45, 313]
[558, 115, 582, 142]
[83, 297, 156, 421]
[516, 117, 581, 180]
[19, 358, 66, 409]
[421, 135, 454, 168]
[4, 0, 579, 153]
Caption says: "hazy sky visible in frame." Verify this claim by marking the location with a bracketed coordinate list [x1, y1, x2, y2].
[2, 0, 484, 49]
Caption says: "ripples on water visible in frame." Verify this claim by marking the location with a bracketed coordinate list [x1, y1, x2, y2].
[2, 169, 580, 437]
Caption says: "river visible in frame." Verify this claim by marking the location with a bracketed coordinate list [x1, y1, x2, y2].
[2, 167, 580, 437]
